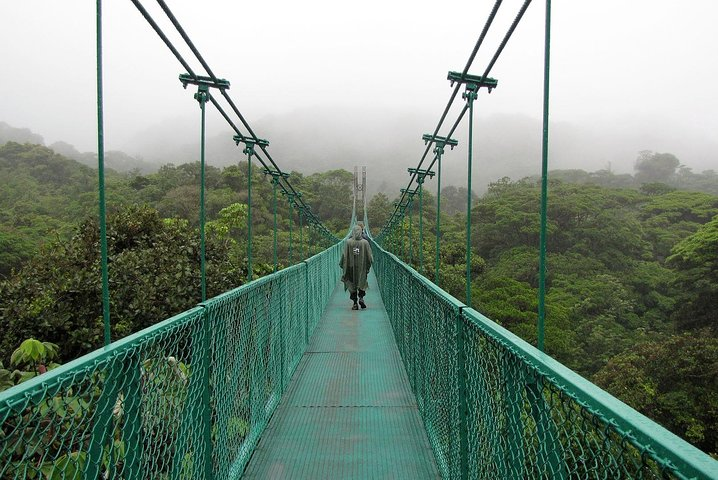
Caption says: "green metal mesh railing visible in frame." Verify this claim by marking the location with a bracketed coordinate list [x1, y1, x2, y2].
[0, 242, 341, 480]
[372, 240, 718, 480]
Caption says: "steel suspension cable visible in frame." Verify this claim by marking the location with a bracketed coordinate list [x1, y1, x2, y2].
[379, 0, 532, 243]
[480, 0, 533, 80]
[131, 0, 337, 245]
[154, 0, 325, 230]
[128, 0, 196, 77]
[379, 0, 504, 237]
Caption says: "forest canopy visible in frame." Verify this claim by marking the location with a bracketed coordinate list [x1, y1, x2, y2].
[1, 141, 717, 454]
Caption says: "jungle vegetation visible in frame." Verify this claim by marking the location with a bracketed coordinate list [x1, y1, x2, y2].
[0, 141, 716, 455]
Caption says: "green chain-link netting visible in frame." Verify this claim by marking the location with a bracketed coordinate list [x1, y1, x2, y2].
[0, 242, 341, 479]
[371, 239, 717, 480]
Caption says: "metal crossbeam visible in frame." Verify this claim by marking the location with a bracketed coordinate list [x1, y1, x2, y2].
[447, 71, 498, 92]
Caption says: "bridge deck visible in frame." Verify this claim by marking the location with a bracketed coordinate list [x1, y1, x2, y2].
[243, 271, 439, 478]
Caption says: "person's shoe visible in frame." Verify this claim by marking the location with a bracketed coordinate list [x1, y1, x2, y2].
[351, 303, 359, 310]
[359, 299, 366, 309]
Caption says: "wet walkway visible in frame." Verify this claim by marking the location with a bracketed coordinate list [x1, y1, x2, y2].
[244, 271, 439, 478]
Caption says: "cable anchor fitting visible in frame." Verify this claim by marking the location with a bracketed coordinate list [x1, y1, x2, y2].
[264, 168, 290, 185]
[179, 73, 230, 107]
[408, 167, 435, 185]
[422, 134, 458, 156]
[234, 135, 270, 157]
[447, 71, 498, 100]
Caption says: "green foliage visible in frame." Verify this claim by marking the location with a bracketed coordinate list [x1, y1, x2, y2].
[634, 151, 680, 185]
[667, 215, 718, 330]
[0, 205, 244, 363]
[640, 190, 718, 260]
[0, 338, 62, 393]
[367, 192, 392, 231]
[10, 338, 59, 369]
[593, 331, 718, 455]
[0, 142, 139, 276]
[440, 185, 478, 215]
[387, 174, 718, 452]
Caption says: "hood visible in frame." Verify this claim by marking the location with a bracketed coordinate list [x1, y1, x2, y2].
[352, 225, 363, 241]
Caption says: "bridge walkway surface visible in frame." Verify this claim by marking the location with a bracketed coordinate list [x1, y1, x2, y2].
[243, 271, 440, 478]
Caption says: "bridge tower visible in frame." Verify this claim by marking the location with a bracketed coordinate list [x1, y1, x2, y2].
[353, 165, 367, 221]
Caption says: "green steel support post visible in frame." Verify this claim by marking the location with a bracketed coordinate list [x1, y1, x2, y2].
[233, 136, 269, 282]
[84, 365, 121, 478]
[449, 71, 496, 305]
[180, 76, 230, 298]
[279, 281, 286, 392]
[273, 177, 278, 271]
[96, 0, 110, 347]
[304, 261, 310, 345]
[526, 380, 567, 478]
[464, 86, 478, 308]
[300, 211, 304, 259]
[247, 151, 253, 281]
[121, 354, 143, 480]
[200, 308, 213, 480]
[418, 183, 424, 274]
[408, 168, 434, 277]
[456, 310, 469, 480]
[197, 85, 209, 301]
[435, 154, 442, 285]
[421, 134, 457, 286]
[538, 0, 552, 352]
[504, 360, 526, 478]
[408, 202, 414, 265]
[284, 193, 295, 264]
[288, 205, 293, 263]
[265, 169, 288, 271]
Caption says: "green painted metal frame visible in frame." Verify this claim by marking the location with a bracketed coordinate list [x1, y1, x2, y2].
[371, 238, 718, 480]
[537, 0, 551, 352]
[234, 136, 270, 282]
[96, 0, 111, 347]
[0, 243, 343, 480]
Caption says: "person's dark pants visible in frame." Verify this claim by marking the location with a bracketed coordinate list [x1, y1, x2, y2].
[350, 290, 365, 303]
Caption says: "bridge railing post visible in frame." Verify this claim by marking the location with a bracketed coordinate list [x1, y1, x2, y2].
[456, 308, 469, 480]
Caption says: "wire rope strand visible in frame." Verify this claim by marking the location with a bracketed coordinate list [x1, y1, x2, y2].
[131, 0, 337, 241]
[481, 0, 533, 79]
[128, 0, 196, 77]
[379, 0, 504, 237]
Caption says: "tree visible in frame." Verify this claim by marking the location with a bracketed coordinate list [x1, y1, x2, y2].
[441, 185, 479, 215]
[667, 215, 718, 330]
[593, 331, 718, 455]
[634, 151, 680, 185]
[0, 205, 244, 363]
[367, 192, 393, 233]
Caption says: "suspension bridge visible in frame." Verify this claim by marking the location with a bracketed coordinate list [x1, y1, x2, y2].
[2, 1, 718, 479]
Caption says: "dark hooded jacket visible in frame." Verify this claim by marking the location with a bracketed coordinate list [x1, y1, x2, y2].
[340, 225, 373, 292]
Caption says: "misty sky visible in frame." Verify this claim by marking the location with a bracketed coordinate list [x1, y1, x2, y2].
[1, 0, 717, 178]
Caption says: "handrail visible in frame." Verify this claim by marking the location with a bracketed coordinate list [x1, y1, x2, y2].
[0, 242, 342, 479]
[371, 238, 718, 480]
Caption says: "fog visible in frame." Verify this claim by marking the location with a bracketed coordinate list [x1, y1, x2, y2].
[1, 0, 716, 194]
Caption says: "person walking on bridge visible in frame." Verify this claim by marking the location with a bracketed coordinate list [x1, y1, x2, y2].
[340, 225, 373, 310]
[357, 221, 370, 241]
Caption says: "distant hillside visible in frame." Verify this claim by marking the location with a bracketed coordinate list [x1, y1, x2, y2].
[0, 142, 137, 276]
[0, 121, 44, 145]
[0, 121, 156, 173]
